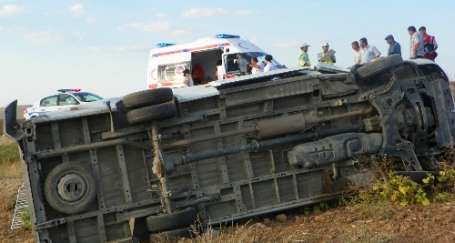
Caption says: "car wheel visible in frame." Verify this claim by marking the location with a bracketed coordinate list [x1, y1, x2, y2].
[146, 207, 197, 233]
[355, 54, 403, 79]
[126, 102, 177, 125]
[44, 163, 97, 214]
[122, 88, 174, 109]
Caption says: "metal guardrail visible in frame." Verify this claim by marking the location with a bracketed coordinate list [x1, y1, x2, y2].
[10, 182, 29, 230]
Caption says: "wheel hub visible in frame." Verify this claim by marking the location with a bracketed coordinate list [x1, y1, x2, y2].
[57, 174, 87, 202]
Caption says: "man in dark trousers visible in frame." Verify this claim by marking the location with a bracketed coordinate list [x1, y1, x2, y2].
[419, 26, 438, 61]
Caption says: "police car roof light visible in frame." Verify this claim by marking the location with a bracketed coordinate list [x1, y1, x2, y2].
[216, 34, 240, 39]
[58, 88, 81, 93]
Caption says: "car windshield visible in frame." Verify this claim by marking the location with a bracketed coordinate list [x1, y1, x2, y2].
[225, 52, 281, 74]
[72, 92, 103, 102]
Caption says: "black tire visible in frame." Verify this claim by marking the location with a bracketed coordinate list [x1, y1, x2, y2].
[44, 163, 97, 214]
[132, 218, 150, 242]
[126, 102, 177, 125]
[122, 88, 174, 109]
[355, 54, 403, 79]
[146, 208, 197, 233]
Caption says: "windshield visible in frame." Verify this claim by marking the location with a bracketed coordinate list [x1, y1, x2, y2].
[225, 52, 281, 74]
[72, 92, 103, 102]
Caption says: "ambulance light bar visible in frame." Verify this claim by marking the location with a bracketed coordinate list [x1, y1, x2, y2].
[216, 34, 240, 39]
[156, 43, 176, 48]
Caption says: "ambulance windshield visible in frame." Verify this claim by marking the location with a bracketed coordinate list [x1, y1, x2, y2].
[225, 52, 280, 74]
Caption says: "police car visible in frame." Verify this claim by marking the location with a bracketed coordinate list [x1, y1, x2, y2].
[146, 34, 284, 89]
[24, 89, 105, 120]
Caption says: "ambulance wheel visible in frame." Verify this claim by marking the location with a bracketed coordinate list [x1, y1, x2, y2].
[44, 163, 97, 214]
[122, 88, 174, 109]
[126, 102, 177, 124]
[146, 208, 197, 233]
[355, 54, 403, 79]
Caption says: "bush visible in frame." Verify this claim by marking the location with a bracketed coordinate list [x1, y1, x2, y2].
[371, 165, 455, 206]
[373, 173, 430, 206]
[20, 207, 32, 230]
[434, 164, 455, 192]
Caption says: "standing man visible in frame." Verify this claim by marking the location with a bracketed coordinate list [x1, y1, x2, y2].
[249, 57, 264, 75]
[182, 69, 194, 87]
[408, 26, 425, 59]
[351, 41, 362, 65]
[359, 37, 381, 64]
[318, 42, 336, 64]
[216, 60, 224, 80]
[263, 55, 277, 72]
[298, 43, 311, 67]
[385, 34, 402, 57]
[419, 26, 438, 61]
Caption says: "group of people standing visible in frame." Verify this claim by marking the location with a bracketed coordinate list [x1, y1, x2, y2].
[298, 42, 337, 67]
[249, 55, 279, 74]
[408, 26, 438, 60]
[298, 26, 438, 67]
[351, 38, 382, 65]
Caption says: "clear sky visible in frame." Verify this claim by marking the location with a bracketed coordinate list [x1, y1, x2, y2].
[1, 0, 454, 105]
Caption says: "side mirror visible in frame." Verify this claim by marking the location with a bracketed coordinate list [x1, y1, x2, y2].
[4, 100, 23, 141]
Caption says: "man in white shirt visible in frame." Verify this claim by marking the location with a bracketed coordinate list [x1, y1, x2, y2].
[250, 57, 264, 74]
[359, 37, 381, 64]
[408, 26, 425, 59]
[263, 55, 277, 72]
[352, 41, 362, 65]
[216, 60, 224, 80]
[182, 69, 194, 87]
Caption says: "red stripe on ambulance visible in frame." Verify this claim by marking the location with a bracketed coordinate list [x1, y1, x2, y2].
[153, 43, 230, 57]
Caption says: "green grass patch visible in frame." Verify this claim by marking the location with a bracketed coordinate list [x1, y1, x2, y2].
[0, 142, 20, 164]
[20, 207, 32, 230]
[0, 120, 3, 136]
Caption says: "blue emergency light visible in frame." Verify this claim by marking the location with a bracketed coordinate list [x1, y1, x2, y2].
[216, 34, 240, 39]
[156, 42, 175, 48]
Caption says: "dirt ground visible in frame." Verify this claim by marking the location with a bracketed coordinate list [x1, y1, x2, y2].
[1, 135, 455, 243]
[4, 186, 455, 243]
[169, 199, 455, 243]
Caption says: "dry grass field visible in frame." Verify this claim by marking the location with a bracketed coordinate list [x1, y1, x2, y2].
[0, 137, 33, 243]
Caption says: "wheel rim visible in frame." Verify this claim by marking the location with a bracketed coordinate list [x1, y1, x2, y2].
[57, 173, 87, 202]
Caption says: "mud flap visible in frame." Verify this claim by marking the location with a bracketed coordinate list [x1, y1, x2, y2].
[131, 217, 149, 242]
[395, 141, 423, 171]
[4, 100, 22, 140]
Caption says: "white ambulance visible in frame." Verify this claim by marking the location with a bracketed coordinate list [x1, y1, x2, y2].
[146, 34, 283, 89]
